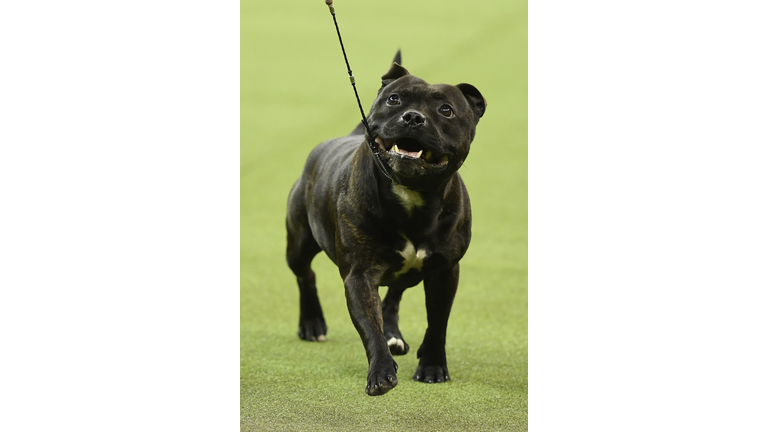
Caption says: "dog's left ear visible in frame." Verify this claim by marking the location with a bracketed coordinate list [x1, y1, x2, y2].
[381, 63, 410, 90]
[456, 83, 487, 120]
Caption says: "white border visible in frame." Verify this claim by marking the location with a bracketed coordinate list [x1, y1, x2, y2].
[530, 1, 768, 430]
[0, 2, 239, 430]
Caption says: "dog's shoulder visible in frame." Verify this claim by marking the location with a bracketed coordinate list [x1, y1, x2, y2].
[304, 135, 362, 173]
[348, 121, 366, 136]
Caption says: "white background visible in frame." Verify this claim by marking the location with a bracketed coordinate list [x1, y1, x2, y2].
[0, 2, 239, 431]
[529, 1, 768, 430]
[1, 1, 766, 431]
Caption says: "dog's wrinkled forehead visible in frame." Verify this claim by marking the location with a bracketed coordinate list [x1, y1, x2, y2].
[379, 75, 428, 97]
[381, 80, 473, 120]
[381, 76, 454, 99]
[377, 63, 486, 121]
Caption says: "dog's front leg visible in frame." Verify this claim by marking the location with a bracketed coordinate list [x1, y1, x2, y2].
[344, 270, 399, 396]
[414, 263, 460, 383]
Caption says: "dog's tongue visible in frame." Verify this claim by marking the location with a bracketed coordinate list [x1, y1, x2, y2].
[398, 148, 420, 158]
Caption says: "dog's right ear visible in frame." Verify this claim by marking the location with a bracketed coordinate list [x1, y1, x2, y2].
[381, 63, 410, 90]
[456, 83, 487, 120]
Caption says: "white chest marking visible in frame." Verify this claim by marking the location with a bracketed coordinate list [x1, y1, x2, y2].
[392, 183, 424, 213]
[395, 237, 427, 277]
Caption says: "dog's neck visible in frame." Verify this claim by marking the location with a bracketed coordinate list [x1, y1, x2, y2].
[370, 158, 457, 222]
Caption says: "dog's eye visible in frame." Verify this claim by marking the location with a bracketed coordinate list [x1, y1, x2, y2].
[438, 104, 454, 117]
[387, 94, 400, 105]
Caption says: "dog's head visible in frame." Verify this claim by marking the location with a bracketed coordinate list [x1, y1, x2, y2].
[366, 63, 486, 191]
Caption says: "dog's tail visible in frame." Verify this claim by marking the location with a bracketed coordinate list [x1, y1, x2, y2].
[349, 49, 402, 136]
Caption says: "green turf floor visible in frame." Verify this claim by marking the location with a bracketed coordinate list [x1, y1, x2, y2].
[241, 1, 527, 430]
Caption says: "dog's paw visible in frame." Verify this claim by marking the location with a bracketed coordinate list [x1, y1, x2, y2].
[297, 317, 327, 342]
[386, 335, 410, 355]
[413, 364, 450, 384]
[365, 359, 399, 396]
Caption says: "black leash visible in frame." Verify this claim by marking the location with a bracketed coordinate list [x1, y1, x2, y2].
[325, 0, 373, 141]
[324, 0, 398, 184]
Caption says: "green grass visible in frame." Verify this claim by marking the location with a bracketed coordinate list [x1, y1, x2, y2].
[241, 0, 527, 430]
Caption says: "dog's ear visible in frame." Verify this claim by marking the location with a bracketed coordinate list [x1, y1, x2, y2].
[392, 49, 402, 67]
[456, 83, 487, 120]
[381, 63, 410, 89]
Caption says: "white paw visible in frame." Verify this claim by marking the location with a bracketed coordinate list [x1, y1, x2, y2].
[387, 337, 405, 352]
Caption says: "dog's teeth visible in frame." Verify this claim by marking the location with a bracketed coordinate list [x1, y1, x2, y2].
[393, 144, 400, 154]
[416, 150, 423, 158]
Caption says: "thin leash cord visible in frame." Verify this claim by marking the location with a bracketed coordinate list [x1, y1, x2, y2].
[326, 0, 373, 142]
[325, 0, 398, 184]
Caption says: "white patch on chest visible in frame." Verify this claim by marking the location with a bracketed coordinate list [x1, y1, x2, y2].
[394, 236, 427, 277]
[392, 183, 424, 213]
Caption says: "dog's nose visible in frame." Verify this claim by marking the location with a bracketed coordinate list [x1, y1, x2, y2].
[401, 111, 426, 127]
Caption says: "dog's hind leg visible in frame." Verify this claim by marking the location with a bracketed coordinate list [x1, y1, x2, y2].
[286, 187, 326, 342]
[381, 285, 410, 355]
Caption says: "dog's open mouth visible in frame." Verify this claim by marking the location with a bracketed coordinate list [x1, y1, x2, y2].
[374, 136, 449, 167]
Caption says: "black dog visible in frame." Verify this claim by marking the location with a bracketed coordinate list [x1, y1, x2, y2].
[286, 52, 486, 396]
